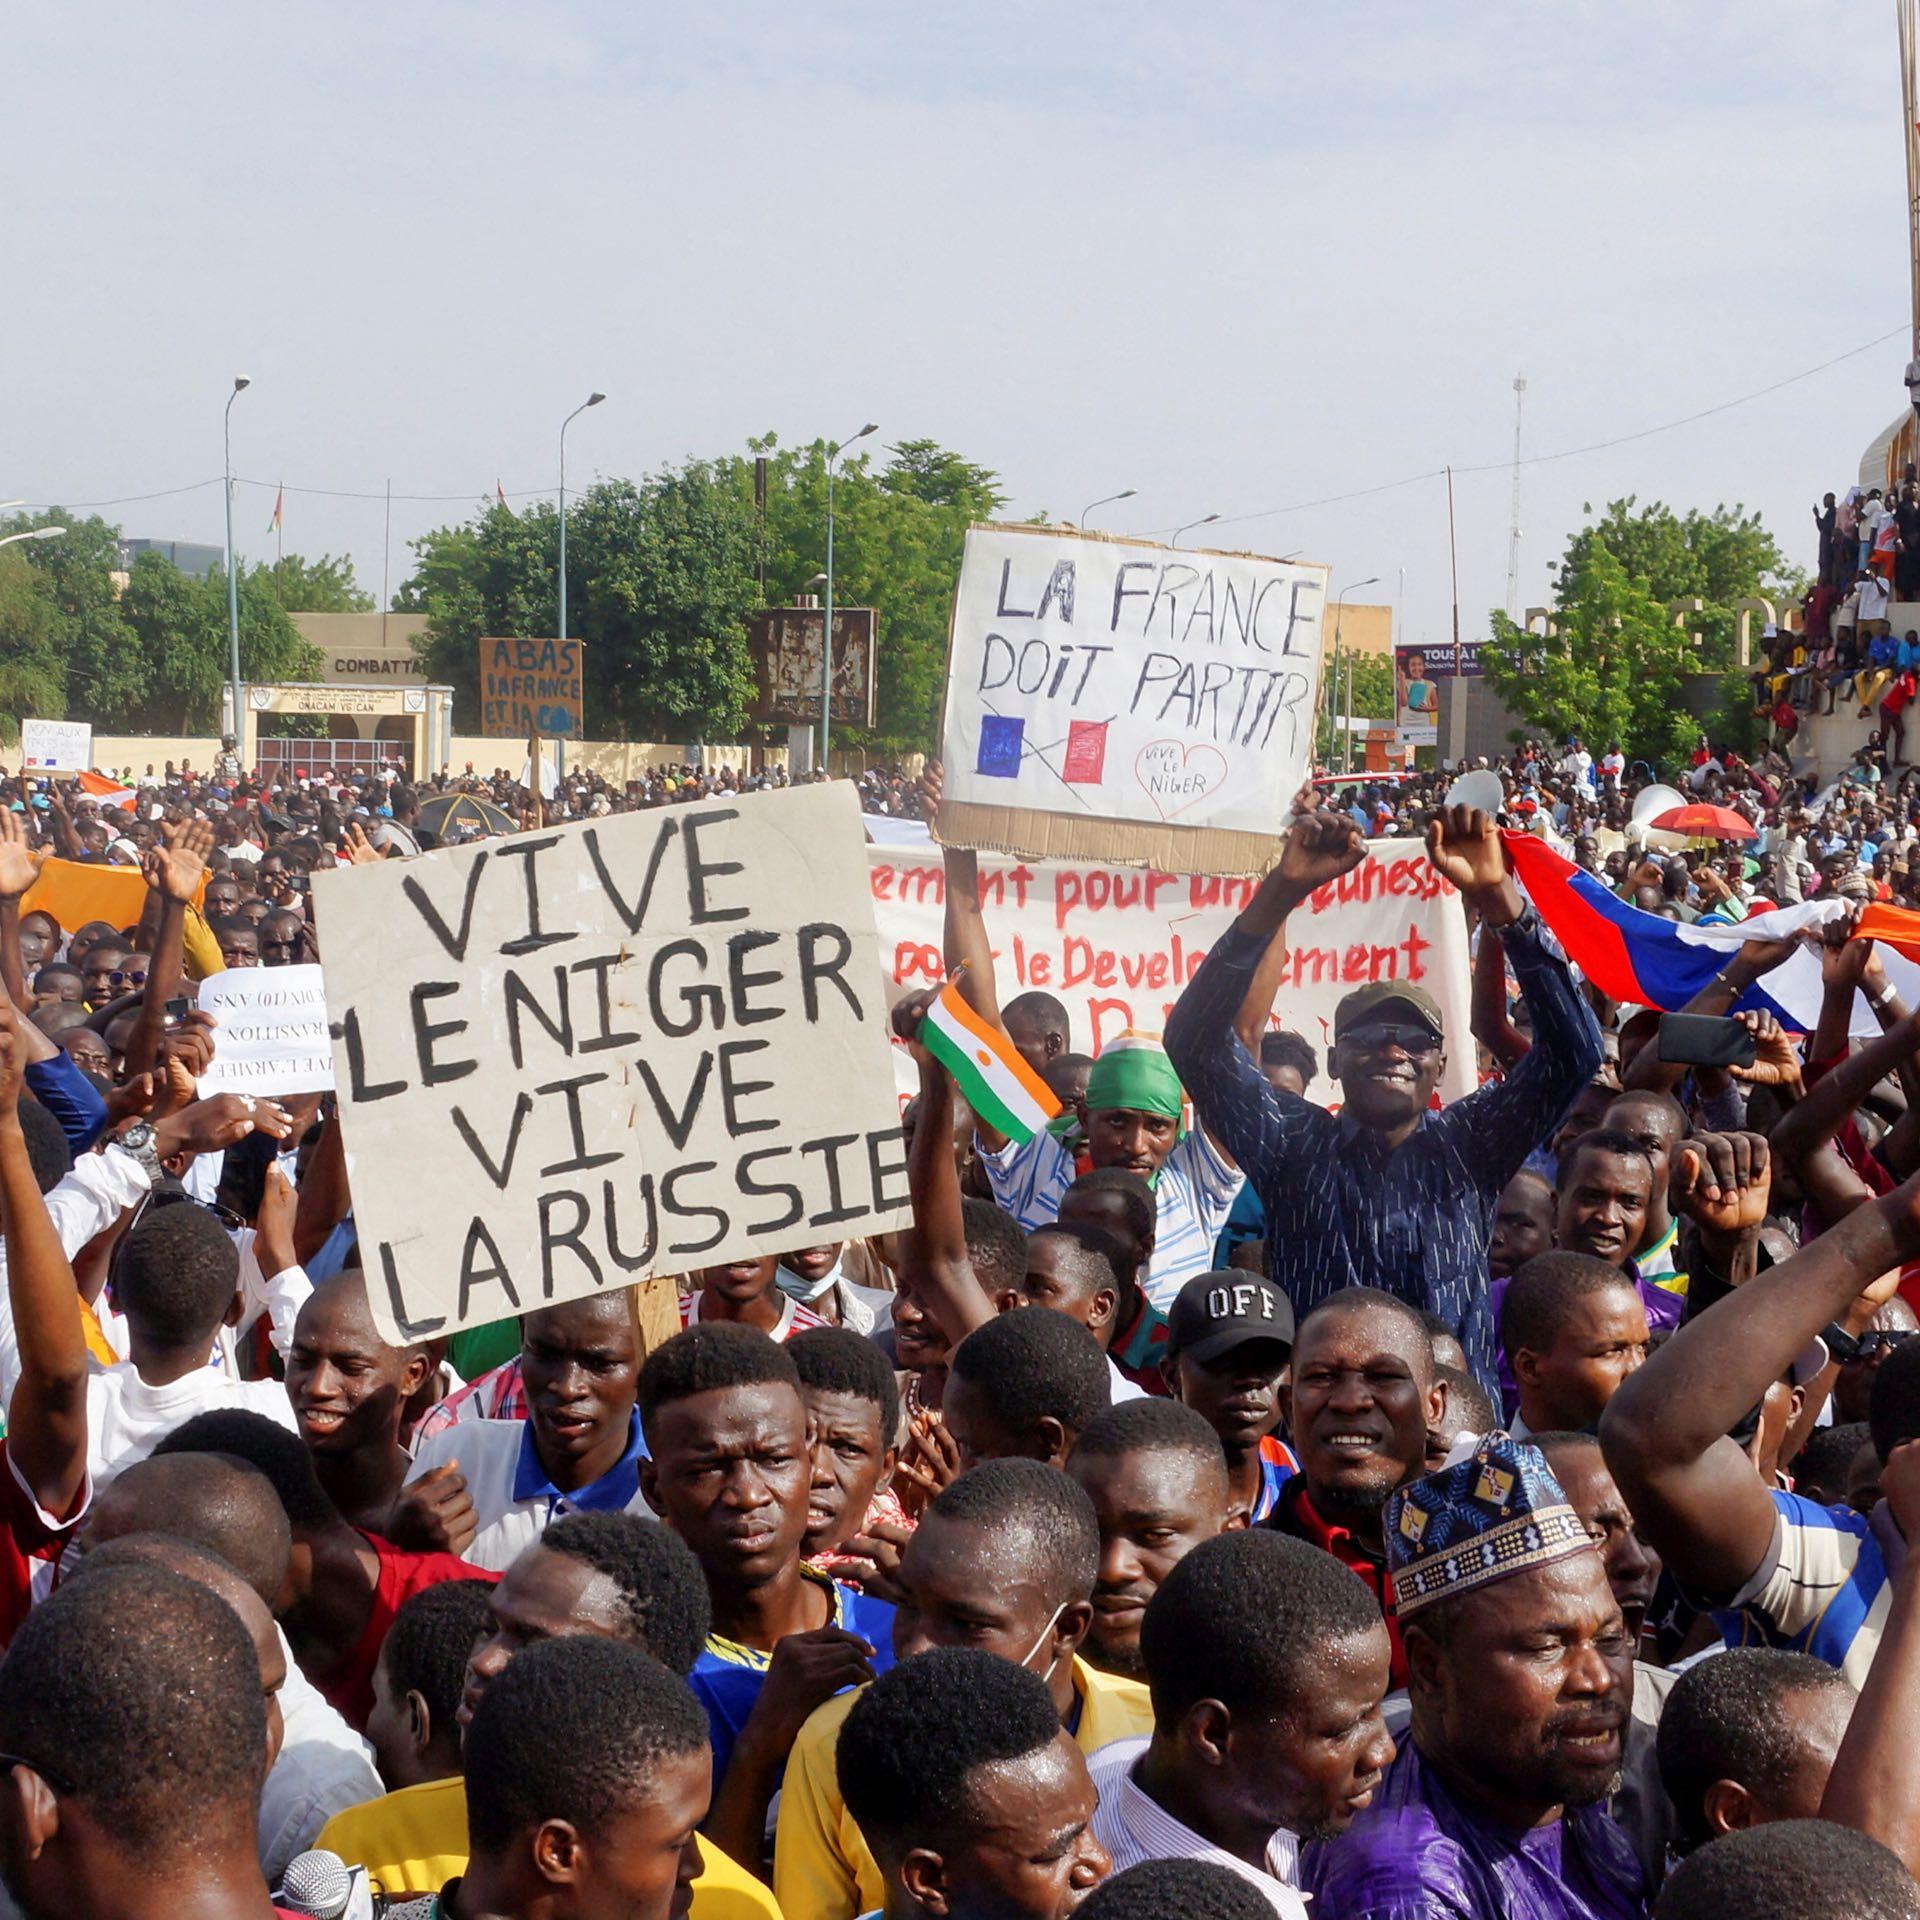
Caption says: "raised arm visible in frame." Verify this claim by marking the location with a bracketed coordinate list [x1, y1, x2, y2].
[293, 1102, 351, 1267]
[1602, 1149, 1920, 1600]
[123, 817, 209, 1086]
[1619, 934, 1800, 1095]
[891, 994, 998, 1347]
[1820, 1438, 1920, 1875]
[1810, 916, 1871, 1070]
[1769, 1002, 1920, 1196]
[1164, 803, 1363, 1171]
[1470, 917, 1530, 1071]
[1425, 809, 1603, 1157]
[0, 810, 38, 1011]
[0, 1000, 89, 1519]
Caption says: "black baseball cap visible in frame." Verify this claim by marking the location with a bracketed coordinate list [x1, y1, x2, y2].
[1165, 1272, 1296, 1365]
[1333, 980, 1445, 1042]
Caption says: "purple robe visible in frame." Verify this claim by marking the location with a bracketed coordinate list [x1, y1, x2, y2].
[1304, 1740, 1648, 1920]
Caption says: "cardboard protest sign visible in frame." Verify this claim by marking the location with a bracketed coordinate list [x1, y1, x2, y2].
[868, 826, 1473, 1105]
[314, 783, 909, 1343]
[20, 720, 91, 771]
[197, 964, 336, 1096]
[479, 637, 585, 738]
[938, 524, 1329, 875]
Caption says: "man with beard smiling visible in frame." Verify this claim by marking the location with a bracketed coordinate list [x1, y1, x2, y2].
[1307, 1435, 1643, 1920]
[402, 1294, 650, 1572]
[639, 1324, 895, 1871]
[1066, 1399, 1232, 1679]
[1165, 803, 1602, 1388]
[1089, 1530, 1395, 1914]
[1266, 1288, 1445, 1689]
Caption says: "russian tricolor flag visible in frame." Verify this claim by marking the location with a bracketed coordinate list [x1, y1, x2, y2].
[1502, 831, 1906, 1035]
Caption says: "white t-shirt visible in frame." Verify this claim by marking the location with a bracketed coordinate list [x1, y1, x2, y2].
[85, 1363, 295, 1487]
[0, 1147, 149, 1406]
[259, 1631, 383, 1885]
[1861, 576, 1893, 622]
[404, 1415, 654, 1573]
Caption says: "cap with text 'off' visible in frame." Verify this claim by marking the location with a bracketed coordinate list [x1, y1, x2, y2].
[1165, 1272, 1295, 1365]
[1333, 979, 1445, 1042]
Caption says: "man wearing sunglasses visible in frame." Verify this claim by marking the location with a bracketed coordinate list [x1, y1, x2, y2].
[1166, 804, 1603, 1390]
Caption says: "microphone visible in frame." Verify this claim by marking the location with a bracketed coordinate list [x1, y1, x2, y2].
[277, 1849, 375, 1919]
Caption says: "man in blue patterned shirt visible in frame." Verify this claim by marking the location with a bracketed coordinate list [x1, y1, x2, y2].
[1165, 802, 1601, 1389]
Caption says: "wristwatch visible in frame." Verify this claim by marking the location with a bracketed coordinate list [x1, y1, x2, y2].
[117, 1120, 164, 1189]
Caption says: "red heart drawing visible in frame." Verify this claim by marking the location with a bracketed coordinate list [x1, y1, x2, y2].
[1134, 740, 1229, 821]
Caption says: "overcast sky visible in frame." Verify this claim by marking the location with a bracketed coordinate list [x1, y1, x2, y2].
[4, 2, 1912, 653]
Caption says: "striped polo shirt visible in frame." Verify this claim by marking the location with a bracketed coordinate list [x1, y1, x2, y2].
[977, 1128, 1244, 1311]
[1713, 1488, 1902, 1687]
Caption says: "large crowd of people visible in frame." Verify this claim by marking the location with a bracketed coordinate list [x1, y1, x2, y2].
[3, 725, 1920, 1920]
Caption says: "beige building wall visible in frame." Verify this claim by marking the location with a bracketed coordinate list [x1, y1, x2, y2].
[288, 612, 431, 685]
[1322, 602, 1392, 661]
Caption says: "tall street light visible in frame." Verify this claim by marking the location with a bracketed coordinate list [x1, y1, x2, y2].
[1171, 512, 1220, 548]
[557, 392, 606, 790]
[0, 526, 65, 552]
[1331, 575, 1380, 774]
[1080, 488, 1135, 530]
[820, 421, 877, 773]
[223, 376, 251, 746]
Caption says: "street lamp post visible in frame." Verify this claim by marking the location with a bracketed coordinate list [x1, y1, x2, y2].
[557, 392, 606, 794]
[0, 527, 65, 552]
[1079, 488, 1136, 530]
[821, 422, 877, 774]
[223, 376, 251, 748]
[1170, 512, 1220, 548]
[1330, 576, 1380, 774]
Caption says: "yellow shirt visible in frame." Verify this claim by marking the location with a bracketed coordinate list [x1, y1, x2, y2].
[772, 1656, 1152, 1920]
[316, 1772, 782, 1919]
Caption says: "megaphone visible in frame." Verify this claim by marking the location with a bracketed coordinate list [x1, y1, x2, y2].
[1629, 782, 1690, 852]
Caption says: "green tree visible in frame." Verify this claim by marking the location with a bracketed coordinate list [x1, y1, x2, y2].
[1556, 497, 1801, 668]
[5, 513, 144, 725]
[253, 551, 374, 612]
[400, 439, 1005, 752]
[1315, 654, 1394, 764]
[118, 557, 323, 732]
[0, 549, 69, 740]
[731, 434, 1004, 752]
[1480, 543, 1697, 764]
[405, 469, 763, 739]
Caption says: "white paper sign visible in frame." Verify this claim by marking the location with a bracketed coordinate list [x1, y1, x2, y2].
[20, 719, 92, 771]
[867, 826, 1474, 1106]
[940, 525, 1328, 853]
[314, 783, 910, 1343]
[196, 964, 337, 1095]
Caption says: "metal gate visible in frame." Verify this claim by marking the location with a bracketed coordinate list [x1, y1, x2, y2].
[254, 737, 411, 781]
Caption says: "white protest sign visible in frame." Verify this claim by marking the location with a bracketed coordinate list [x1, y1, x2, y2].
[196, 964, 336, 1096]
[315, 783, 910, 1343]
[938, 524, 1329, 874]
[20, 719, 91, 771]
[868, 826, 1473, 1105]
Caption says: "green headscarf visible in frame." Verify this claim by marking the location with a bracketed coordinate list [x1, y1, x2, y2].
[1085, 1043, 1185, 1120]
